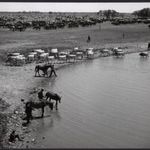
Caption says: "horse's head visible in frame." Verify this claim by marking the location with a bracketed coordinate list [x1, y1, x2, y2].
[56, 94, 61, 103]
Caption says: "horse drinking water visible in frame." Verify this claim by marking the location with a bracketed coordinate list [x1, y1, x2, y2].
[45, 91, 61, 110]
[25, 101, 54, 119]
[35, 64, 52, 77]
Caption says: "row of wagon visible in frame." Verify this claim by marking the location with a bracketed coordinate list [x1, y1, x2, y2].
[6, 47, 125, 66]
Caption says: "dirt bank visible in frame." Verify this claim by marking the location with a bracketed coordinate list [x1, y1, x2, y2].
[0, 60, 78, 148]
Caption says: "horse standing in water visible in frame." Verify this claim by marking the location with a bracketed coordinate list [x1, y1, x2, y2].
[35, 64, 52, 77]
[29, 101, 54, 118]
[45, 92, 61, 110]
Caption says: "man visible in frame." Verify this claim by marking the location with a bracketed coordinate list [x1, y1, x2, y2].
[49, 64, 57, 77]
[25, 101, 33, 124]
[87, 35, 91, 43]
[38, 88, 44, 101]
[122, 32, 125, 39]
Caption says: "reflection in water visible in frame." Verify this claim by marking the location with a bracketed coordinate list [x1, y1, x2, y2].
[40, 117, 54, 129]
[50, 110, 61, 121]
[139, 56, 149, 64]
[112, 55, 125, 60]
[48, 77, 57, 89]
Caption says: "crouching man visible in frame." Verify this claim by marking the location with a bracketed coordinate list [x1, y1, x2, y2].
[9, 130, 23, 143]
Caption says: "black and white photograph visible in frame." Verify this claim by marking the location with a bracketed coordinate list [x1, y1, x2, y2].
[0, 2, 150, 148]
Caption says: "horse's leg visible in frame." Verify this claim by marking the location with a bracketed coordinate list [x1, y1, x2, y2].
[45, 70, 48, 77]
[42, 69, 46, 76]
[54, 70, 57, 77]
[41, 106, 44, 118]
[35, 68, 37, 77]
[35, 71, 37, 77]
[38, 70, 41, 76]
[55, 101, 58, 110]
[49, 70, 52, 77]
[44, 70, 48, 77]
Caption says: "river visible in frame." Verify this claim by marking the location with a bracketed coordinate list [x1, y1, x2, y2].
[29, 53, 150, 148]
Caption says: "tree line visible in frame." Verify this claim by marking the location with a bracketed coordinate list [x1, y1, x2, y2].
[97, 8, 150, 19]
[132, 8, 150, 18]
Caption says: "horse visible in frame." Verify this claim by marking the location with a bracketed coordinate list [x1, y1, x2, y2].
[30, 101, 54, 118]
[35, 64, 52, 77]
[45, 91, 61, 110]
[139, 52, 149, 57]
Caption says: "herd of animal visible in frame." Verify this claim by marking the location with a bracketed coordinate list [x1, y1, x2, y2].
[0, 15, 103, 32]
[1, 11, 150, 32]
[5, 46, 150, 67]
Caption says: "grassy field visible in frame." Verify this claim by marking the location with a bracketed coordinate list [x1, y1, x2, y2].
[0, 21, 150, 61]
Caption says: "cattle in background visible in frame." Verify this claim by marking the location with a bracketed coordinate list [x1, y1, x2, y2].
[39, 53, 49, 63]
[86, 48, 94, 59]
[58, 52, 68, 63]
[100, 49, 111, 57]
[49, 48, 59, 59]
[6, 53, 26, 66]
[48, 55, 55, 64]
[34, 49, 45, 62]
[113, 48, 125, 57]
[66, 54, 76, 62]
[27, 51, 38, 63]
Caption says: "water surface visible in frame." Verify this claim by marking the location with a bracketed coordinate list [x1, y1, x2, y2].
[31, 53, 150, 148]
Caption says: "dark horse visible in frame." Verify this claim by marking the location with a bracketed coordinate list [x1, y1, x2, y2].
[30, 101, 54, 118]
[45, 91, 61, 110]
[35, 64, 52, 77]
[139, 52, 149, 57]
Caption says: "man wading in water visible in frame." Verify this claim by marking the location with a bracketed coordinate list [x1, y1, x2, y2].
[49, 64, 57, 77]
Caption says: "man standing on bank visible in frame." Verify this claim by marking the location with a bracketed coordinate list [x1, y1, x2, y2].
[49, 64, 57, 77]
[25, 101, 33, 124]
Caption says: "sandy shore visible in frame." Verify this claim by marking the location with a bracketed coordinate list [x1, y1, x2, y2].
[0, 42, 149, 148]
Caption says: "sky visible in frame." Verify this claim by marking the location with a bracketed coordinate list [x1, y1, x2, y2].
[0, 3, 150, 13]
